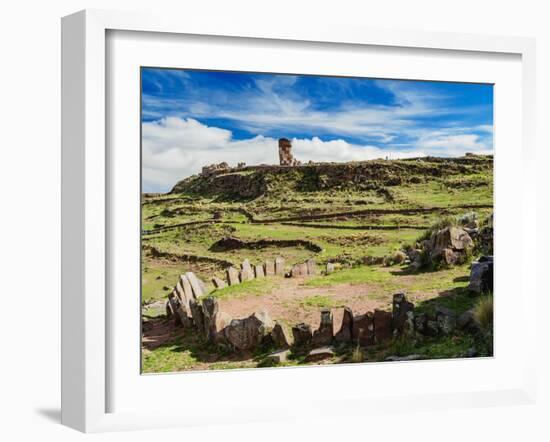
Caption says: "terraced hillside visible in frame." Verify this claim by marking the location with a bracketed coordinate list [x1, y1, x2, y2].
[141, 155, 493, 372]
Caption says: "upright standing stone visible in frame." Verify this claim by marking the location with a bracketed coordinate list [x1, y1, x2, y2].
[292, 323, 313, 347]
[185, 272, 204, 298]
[201, 297, 231, 343]
[254, 264, 265, 278]
[226, 266, 240, 286]
[271, 322, 293, 349]
[168, 291, 192, 328]
[334, 307, 353, 343]
[299, 262, 309, 276]
[326, 262, 336, 274]
[306, 258, 316, 275]
[275, 257, 285, 276]
[265, 259, 275, 276]
[352, 312, 374, 346]
[189, 298, 205, 334]
[240, 259, 254, 282]
[312, 308, 333, 346]
[179, 274, 195, 304]
[373, 309, 393, 343]
[212, 277, 227, 289]
[202, 297, 219, 337]
[392, 293, 414, 336]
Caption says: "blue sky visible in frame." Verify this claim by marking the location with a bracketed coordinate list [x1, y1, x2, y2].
[141, 68, 493, 192]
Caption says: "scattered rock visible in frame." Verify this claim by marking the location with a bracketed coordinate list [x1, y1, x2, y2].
[224, 311, 274, 351]
[226, 266, 240, 286]
[254, 264, 265, 278]
[373, 309, 393, 343]
[469, 255, 493, 293]
[271, 322, 293, 348]
[275, 257, 285, 276]
[352, 312, 375, 346]
[334, 307, 353, 343]
[304, 346, 335, 362]
[212, 277, 227, 289]
[312, 309, 333, 346]
[292, 323, 313, 347]
[265, 349, 291, 365]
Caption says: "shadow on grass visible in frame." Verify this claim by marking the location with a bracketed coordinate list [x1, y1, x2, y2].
[415, 286, 477, 315]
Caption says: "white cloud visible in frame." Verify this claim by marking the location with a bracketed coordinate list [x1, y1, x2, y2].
[142, 118, 492, 193]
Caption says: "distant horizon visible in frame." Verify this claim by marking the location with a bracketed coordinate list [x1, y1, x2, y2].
[141, 68, 494, 193]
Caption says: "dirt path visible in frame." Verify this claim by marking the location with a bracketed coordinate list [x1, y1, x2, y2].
[216, 274, 444, 332]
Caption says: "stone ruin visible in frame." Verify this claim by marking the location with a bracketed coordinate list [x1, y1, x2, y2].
[201, 162, 230, 177]
[165, 283, 476, 363]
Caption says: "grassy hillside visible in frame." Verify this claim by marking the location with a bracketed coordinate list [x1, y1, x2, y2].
[141, 155, 493, 372]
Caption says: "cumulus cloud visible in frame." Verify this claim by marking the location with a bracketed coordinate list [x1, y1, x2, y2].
[142, 117, 491, 193]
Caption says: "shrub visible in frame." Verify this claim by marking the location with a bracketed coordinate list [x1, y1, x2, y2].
[473, 295, 493, 331]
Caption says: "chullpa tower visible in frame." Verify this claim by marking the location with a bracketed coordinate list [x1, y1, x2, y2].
[278, 138, 293, 166]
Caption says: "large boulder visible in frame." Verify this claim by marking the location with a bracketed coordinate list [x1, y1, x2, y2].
[427, 226, 474, 266]
[469, 255, 493, 293]
[224, 311, 274, 351]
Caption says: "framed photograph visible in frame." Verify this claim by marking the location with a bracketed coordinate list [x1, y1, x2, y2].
[62, 9, 537, 432]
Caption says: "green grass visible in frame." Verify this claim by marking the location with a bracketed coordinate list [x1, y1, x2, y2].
[299, 295, 345, 309]
[369, 334, 480, 361]
[141, 156, 493, 371]
[305, 265, 393, 287]
[208, 277, 278, 300]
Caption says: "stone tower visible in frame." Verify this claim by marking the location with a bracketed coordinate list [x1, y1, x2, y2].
[278, 138, 293, 166]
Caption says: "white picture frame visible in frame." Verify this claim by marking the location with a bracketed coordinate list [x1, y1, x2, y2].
[61, 9, 537, 433]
